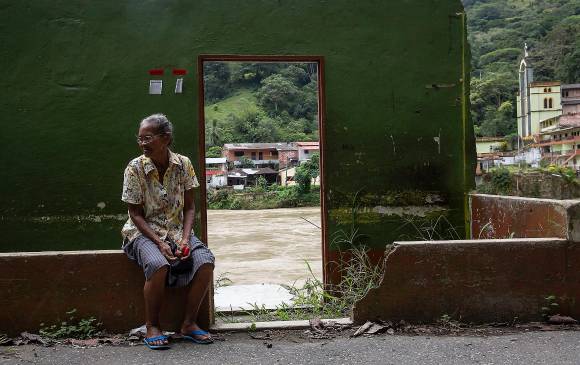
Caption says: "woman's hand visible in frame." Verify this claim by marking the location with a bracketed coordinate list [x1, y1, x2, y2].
[179, 238, 191, 260]
[157, 241, 176, 261]
[127, 203, 176, 260]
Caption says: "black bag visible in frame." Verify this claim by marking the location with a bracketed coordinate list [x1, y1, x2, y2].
[167, 239, 194, 275]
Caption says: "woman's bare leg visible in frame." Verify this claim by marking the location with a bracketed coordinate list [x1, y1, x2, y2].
[144, 266, 168, 346]
[181, 263, 214, 339]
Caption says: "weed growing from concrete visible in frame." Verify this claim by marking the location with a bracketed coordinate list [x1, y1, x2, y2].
[541, 295, 560, 320]
[398, 214, 462, 241]
[39, 309, 102, 339]
[214, 272, 233, 289]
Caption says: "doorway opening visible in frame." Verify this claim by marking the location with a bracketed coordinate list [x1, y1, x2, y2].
[197, 55, 327, 321]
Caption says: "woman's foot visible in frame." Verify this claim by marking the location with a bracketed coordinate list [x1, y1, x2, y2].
[145, 325, 169, 346]
[180, 322, 212, 342]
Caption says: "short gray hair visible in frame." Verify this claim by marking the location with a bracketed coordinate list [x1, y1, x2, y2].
[140, 113, 173, 145]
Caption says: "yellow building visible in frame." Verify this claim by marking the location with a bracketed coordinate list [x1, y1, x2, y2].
[516, 47, 562, 137]
[475, 137, 505, 154]
[537, 114, 580, 170]
[517, 81, 562, 137]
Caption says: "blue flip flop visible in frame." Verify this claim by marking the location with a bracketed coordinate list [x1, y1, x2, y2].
[182, 330, 213, 344]
[143, 335, 171, 350]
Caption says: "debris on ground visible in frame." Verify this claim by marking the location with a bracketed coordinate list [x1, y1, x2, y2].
[129, 325, 147, 337]
[352, 321, 373, 337]
[548, 315, 578, 325]
[66, 338, 100, 348]
[248, 330, 271, 340]
[351, 319, 580, 337]
[352, 320, 401, 337]
[65, 335, 126, 348]
[13, 332, 52, 347]
[304, 318, 350, 339]
[0, 334, 12, 346]
[19, 332, 47, 345]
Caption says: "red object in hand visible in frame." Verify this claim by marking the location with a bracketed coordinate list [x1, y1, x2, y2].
[182, 245, 190, 257]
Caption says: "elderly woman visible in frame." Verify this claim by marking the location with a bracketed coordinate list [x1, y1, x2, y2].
[121, 113, 214, 350]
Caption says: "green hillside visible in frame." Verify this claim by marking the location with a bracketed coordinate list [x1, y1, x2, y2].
[463, 0, 580, 137]
[205, 89, 259, 123]
[203, 62, 319, 150]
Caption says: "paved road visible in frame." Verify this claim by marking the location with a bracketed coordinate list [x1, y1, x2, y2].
[3, 330, 580, 365]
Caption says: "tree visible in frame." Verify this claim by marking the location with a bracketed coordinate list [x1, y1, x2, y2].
[470, 72, 517, 133]
[203, 62, 231, 102]
[280, 65, 310, 86]
[535, 20, 580, 83]
[238, 156, 255, 168]
[256, 74, 299, 116]
[479, 101, 516, 137]
[230, 111, 280, 143]
[295, 153, 319, 194]
[206, 146, 223, 158]
[206, 119, 222, 147]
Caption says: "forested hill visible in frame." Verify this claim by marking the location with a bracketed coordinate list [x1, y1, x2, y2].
[203, 62, 319, 154]
[463, 0, 580, 137]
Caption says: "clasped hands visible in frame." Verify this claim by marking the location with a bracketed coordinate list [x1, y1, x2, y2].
[158, 238, 191, 262]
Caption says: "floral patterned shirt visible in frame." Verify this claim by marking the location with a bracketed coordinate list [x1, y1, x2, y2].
[121, 150, 199, 245]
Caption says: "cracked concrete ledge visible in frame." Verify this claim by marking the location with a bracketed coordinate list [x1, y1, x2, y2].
[352, 237, 580, 324]
[470, 194, 580, 242]
[0, 251, 211, 336]
[471, 193, 580, 206]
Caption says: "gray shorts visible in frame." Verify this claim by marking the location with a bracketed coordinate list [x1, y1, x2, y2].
[123, 235, 215, 288]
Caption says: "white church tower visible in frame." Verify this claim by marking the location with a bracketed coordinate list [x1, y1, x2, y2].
[516, 44, 562, 138]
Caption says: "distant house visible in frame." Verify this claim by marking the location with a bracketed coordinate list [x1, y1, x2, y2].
[223, 143, 297, 168]
[206, 157, 227, 172]
[562, 84, 580, 115]
[475, 137, 519, 175]
[296, 141, 319, 162]
[226, 167, 278, 187]
[205, 157, 227, 188]
[475, 137, 505, 155]
[536, 113, 580, 170]
[277, 145, 299, 169]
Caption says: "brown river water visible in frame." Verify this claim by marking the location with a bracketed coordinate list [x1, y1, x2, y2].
[207, 207, 322, 287]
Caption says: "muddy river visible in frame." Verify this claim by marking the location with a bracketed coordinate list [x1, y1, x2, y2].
[207, 207, 322, 286]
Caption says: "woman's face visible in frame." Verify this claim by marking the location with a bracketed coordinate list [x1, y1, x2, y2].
[137, 122, 170, 158]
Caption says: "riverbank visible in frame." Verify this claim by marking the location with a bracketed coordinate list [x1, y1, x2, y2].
[207, 186, 320, 210]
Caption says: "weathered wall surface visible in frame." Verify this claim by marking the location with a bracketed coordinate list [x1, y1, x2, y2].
[0, 251, 210, 336]
[0, 0, 473, 254]
[353, 238, 580, 324]
[510, 173, 580, 199]
[471, 194, 580, 241]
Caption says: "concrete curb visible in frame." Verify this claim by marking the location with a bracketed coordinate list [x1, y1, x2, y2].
[211, 318, 352, 332]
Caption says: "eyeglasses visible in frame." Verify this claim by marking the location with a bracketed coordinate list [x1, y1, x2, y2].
[136, 134, 164, 144]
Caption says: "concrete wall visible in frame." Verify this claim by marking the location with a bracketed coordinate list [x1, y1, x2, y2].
[0, 0, 474, 254]
[470, 194, 580, 240]
[0, 251, 210, 337]
[352, 238, 580, 324]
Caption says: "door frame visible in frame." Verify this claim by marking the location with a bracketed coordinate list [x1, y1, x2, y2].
[196, 55, 328, 321]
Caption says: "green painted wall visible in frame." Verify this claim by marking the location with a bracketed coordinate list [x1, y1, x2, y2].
[0, 0, 474, 252]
